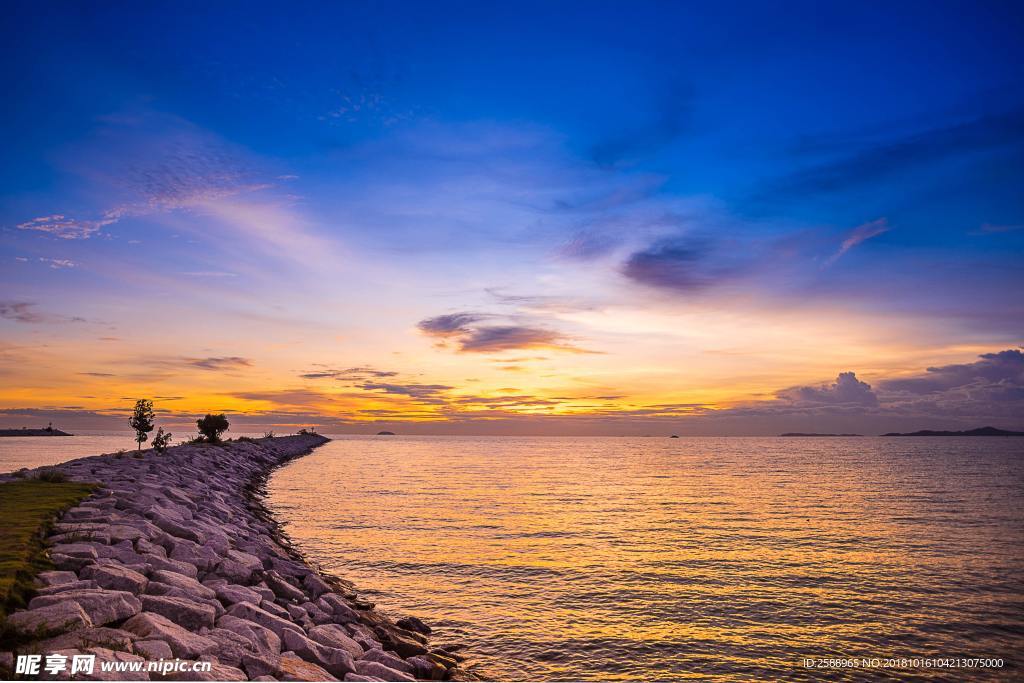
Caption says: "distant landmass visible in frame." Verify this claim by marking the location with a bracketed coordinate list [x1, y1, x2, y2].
[780, 432, 862, 437]
[0, 426, 73, 437]
[376, 430, 395, 436]
[882, 426, 1024, 437]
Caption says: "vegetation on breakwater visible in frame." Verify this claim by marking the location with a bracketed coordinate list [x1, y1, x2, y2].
[0, 479, 96, 620]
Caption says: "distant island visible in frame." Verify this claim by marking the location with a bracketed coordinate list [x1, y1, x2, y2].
[883, 426, 1024, 437]
[0, 424, 73, 437]
[780, 432, 862, 437]
[377, 430, 395, 435]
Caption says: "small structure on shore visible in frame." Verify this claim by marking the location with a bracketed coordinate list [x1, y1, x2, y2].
[0, 423, 73, 437]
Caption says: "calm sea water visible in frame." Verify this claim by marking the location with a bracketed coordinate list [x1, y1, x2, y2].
[267, 436, 1024, 681]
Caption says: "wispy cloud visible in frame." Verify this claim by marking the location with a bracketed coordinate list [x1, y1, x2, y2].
[417, 311, 593, 354]
[39, 257, 77, 269]
[823, 218, 889, 267]
[0, 301, 85, 324]
[299, 366, 399, 380]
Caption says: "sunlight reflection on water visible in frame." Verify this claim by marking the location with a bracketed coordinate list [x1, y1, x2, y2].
[270, 436, 1020, 680]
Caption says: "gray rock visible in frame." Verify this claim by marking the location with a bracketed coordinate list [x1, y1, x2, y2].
[149, 570, 217, 600]
[265, 571, 306, 602]
[216, 615, 282, 656]
[241, 651, 283, 679]
[262, 600, 292, 619]
[224, 602, 303, 641]
[359, 648, 413, 674]
[122, 612, 220, 659]
[343, 675, 383, 682]
[5, 602, 92, 635]
[140, 594, 216, 630]
[134, 639, 174, 660]
[353, 661, 415, 682]
[37, 626, 135, 654]
[303, 573, 332, 598]
[36, 570, 79, 587]
[214, 583, 263, 606]
[29, 589, 141, 626]
[308, 624, 363, 659]
[406, 656, 446, 681]
[143, 553, 200, 579]
[317, 594, 360, 623]
[80, 564, 149, 593]
[278, 652, 337, 681]
[34, 579, 100, 596]
[281, 629, 355, 679]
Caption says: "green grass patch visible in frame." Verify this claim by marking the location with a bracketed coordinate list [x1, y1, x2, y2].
[0, 479, 95, 620]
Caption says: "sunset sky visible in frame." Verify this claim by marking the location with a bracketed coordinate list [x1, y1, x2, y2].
[2, 1, 1022, 435]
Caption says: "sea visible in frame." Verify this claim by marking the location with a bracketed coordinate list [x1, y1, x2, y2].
[4, 434, 1022, 680]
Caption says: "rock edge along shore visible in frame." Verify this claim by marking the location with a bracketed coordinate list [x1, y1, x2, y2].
[0, 435, 472, 682]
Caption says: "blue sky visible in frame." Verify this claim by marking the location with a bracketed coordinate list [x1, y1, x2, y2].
[1, 1, 1022, 434]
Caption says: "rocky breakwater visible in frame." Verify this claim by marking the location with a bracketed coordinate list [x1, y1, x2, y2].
[1, 435, 470, 681]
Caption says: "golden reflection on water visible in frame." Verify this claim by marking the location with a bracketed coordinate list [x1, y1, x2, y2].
[268, 436, 1024, 681]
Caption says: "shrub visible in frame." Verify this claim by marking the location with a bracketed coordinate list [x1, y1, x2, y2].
[35, 469, 69, 483]
[236, 436, 256, 443]
[263, 430, 275, 439]
[196, 414, 230, 443]
[152, 427, 172, 454]
[297, 427, 318, 435]
[129, 399, 155, 451]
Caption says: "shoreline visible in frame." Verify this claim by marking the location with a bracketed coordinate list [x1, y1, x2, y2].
[0, 435, 474, 681]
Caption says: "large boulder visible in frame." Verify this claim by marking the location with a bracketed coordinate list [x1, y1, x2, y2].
[308, 624, 363, 659]
[29, 589, 141, 626]
[213, 583, 263, 606]
[353, 660, 416, 682]
[140, 594, 216, 630]
[216, 615, 282, 656]
[278, 652, 338, 682]
[80, 563, 149, 593]
[149, 570, 217, 600]
[225, 602, 303, 640]
[282, 628, 356, 678]
[264, 570, 306, 602]
[37, 627, 135, 654]
[122, 612, 219, 659]
[5, 602, 91, 635]
[359, 648, 414, 674]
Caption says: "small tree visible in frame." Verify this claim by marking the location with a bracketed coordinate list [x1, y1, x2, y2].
[152, 427, 173, 453]
[197, 414, 230, 443]
[129, 399, 155, 451]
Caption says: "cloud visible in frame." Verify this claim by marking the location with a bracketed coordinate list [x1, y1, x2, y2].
[0, 302, 45, 323]
[417, 311, 592, 354]
[184, 356, 252, 371]
[0, 301, 85, 324]
[777, 371, 879, 407]
[823, 218, 889, 267]
[149, 356, 253, 371]
[17, 214, 118, 240]
[39, 258, 77, 269]
[299, 366, 399, 380]
[358, 382, 453, 403]
[621, 237, 721, 291]
[416, 313, 489, 337]
[458, 326, 576, 353]
[417, 311, 591, 354]
[880, 349, 1024, 395]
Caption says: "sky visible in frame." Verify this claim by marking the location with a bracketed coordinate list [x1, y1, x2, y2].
[1, 1, 1022, 435]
